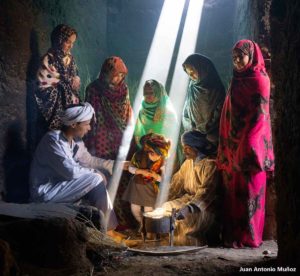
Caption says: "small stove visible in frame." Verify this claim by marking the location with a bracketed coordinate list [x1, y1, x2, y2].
[141, 208, 176, 246]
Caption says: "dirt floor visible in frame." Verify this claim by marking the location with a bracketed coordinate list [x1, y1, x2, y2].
[95, 240, 278, 275]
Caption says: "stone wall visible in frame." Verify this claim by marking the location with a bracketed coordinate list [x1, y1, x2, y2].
[270, 0, 300, 267]
[0, 0, 107, 197]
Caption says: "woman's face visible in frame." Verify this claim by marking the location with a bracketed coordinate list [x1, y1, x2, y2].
[147, 149, 161, 162]
[110, 72, 125, 86]
[185, 65, 199, 81]
[182, 144, 198, 160]
[62, 34, 76, 54]
[232, 49, 250, 71]
[143, 84, 157, 103]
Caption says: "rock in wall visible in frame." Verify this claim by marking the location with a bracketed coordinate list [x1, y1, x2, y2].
[270, 0, 300, 267]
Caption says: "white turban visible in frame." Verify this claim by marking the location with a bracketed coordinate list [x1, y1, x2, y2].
[61, 102, 95, 126]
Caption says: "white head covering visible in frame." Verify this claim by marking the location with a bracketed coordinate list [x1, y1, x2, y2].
[61, 102, 95, 126]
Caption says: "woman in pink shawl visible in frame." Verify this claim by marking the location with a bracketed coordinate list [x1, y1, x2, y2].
[217, 40, 274, 248]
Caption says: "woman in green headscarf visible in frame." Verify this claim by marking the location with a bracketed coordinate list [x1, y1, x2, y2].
[134, 79, 177, 148]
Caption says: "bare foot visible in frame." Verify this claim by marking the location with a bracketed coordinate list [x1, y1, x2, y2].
[123, 239, 139, 248]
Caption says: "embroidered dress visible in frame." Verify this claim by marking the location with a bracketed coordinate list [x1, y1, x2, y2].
[217, 40, 275, 248]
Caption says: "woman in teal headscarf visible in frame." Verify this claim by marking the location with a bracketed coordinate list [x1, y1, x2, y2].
[182, 54, 226, 146]
[134, 79, 177, 147]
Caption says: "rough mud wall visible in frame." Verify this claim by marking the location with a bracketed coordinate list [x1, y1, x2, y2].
[196, 0, 236, 86]
[270, 0, 300, 267]
[0, 0, 107, 196]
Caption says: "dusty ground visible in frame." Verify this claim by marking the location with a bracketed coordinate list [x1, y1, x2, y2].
[95, 240, 278, 275]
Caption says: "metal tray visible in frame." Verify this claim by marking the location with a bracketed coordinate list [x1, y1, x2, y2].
[127, 245, 207, 256]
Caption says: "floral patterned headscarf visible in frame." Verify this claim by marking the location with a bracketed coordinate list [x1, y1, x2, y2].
[50, 24, 77, 51]
[98, 56, 128, 88]
[84, 56, 132, 159]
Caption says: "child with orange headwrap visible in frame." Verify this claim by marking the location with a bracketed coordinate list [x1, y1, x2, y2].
[122, 133, 170, 224]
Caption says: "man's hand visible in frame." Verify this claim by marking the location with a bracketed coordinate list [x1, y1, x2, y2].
[176, 206, 190, 220]
[122, 161, 130, 171]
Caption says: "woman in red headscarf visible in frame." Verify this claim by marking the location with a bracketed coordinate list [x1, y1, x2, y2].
[217, 40, 274, 248]
[84, 56, 133, 159]
[85, 56, 133, 229]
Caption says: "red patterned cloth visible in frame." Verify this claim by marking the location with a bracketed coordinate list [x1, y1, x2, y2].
[84, 57, 134, 228]
[217, 40, 274, 248]
[84, 56, 132, 159]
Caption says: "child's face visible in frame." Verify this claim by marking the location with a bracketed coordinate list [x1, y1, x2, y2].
[147, 149, 161, 162]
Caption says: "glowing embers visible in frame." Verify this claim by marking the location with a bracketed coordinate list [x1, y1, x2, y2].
[141, 208, 176, 246]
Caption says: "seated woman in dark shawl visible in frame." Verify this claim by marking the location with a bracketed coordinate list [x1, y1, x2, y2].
[35, 24, 80, 134]
[163, 130, 221, 245]
[182, 54, 225, 145]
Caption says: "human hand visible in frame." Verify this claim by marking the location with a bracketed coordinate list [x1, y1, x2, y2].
[176, 206, 190, 220]
[148, 171, 161, 182]
[136, 169, 153, 178]
[72, 76, 81, 91]
[122, 161, 130, 171]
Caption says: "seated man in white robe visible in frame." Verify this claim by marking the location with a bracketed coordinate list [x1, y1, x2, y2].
[163, 130, 221, 245]
[30, 102, 127, 240]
